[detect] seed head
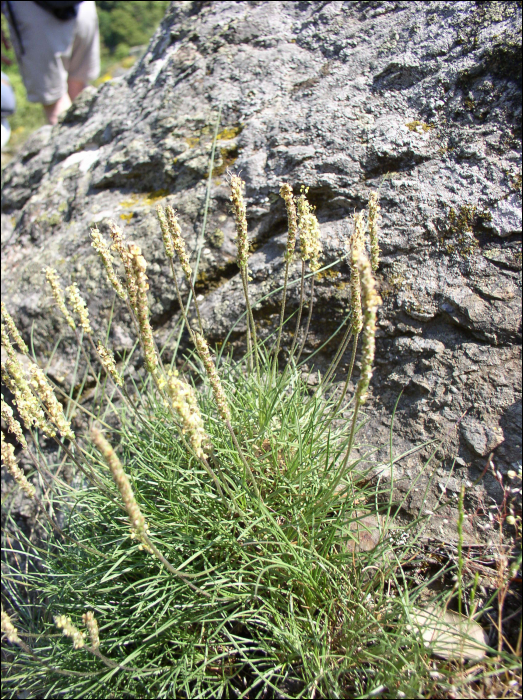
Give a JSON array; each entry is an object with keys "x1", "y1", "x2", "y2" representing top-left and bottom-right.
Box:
[
  {"x1": 368, "y1": 191, "x2": 381, "y2": 271},
  {"x1": 355, "y1": 251, "x2": 382, "y2": 404},
  {"x1": 1, "y1": 607, "x2": 21, "y2": 645},
  {"x1": 45, "y1": 268, "x2": 76, "y2": 330},
  {"x1": 280, "y1": 183, "x2": 298, "y2": 261},
  {"x1": 349, "y1": 212, "x2": 365, "y2": 335},
  {"x1": 54, "y1": 615, "x2": 85, "y2": 649},
  {"x1": 66, "y1": 284, "x2": 92, "y2": 335},
  {"x1": 297, "y1": 191, "x2": 322, "y2": 272},
  {"x1": 194, "y1": 333, "x2": 231, "y2": 423},
  {"x1": 29, "y1": 365, "x2": 74, "y2": 440},
  {"x1": 157, "y1": 206, "x2": 174, "y2": 258},
  {"x1": 164, "y1": 206, "x2": 192, "y2": 279},
  {"x1": 128, "y1": 244, "x2": 158, "y2": 374},
  {"x1": 229, "y1": 175, "x2": 249, "y2": 269},
  {"x1": 108, "y1": 221, "x2": 138, "y2": 309},
  {"x1": 1, "y1": 395, "x2": 27, "y2": 448},
  {"x1": 90, "y1": 227, "x2": 127, "y2": 300},
  {"x1": 1, "y1": 433, "x2": 35, "y2": 498},
  {"x1": 1, "y1": 303, "x2": 28, "y2": 354},
  {"x1": 97, "y1": 344, "x2": 123, "y2": 386},
  {"x1": 166, "y1": 371, "x2": 208, "y2": 459},
  {"x1": 91, "y1": 428, "x2": 148, "y2": 541},
  {"x1": 2, "y1": 357, "x2": 55, "y2": 437},
  {"x1": 82, "y1": 611, "x2": 100, "y2": 649}
]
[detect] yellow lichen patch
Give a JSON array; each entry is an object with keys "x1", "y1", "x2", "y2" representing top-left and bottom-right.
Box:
[
  {"x1": 120, "y1": 212, "x2": 134, "y2": 222},
  {"x1": 120, "y1": 194, "x2": 141, "y2": 208},
  {"x1": 405, "y1": 120, "x2": 435, "y2": 133},
  {"x1": 143, "y1": 189, "x2": 169, "y2": 206},
  {"x1": 216, "y1": 125, "x2": 243, "y2": 141},
  {"x1": 120, "y1": 190, "x2": 169, "y2": 210},
  {"x1": 185, "y1": 135, "x2": 201, "y2": 148}
]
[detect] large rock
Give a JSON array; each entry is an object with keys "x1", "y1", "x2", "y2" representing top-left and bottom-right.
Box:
[{"x1": 2, "y1": 1, "x2": 521, "y2": 519}]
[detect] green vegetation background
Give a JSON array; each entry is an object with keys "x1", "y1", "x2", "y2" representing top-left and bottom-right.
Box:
[{"x1": 1, "y1": 1, "x2": 169, "y2": 157}]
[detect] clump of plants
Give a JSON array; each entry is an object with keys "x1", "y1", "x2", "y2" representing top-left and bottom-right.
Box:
[{"x1": 1, "y1": 176, "x2": 520, "y2": 699}]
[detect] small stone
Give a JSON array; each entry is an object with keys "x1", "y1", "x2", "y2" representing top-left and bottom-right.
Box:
[
  {"x1": 461, "y1": 417, "x2": 504, "y2": 457},
  {"x1": 490, "y1": 194, "x2": 522, "y2": 238}
]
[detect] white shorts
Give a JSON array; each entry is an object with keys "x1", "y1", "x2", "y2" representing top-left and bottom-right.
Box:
[{"x1": 6, "y1": 1, "x2": 100, "y2": 104}]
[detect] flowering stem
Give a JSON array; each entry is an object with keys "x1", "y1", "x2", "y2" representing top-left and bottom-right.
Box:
[
  {"x1": 296, "y1": 275, "x2": 315, "y2": 364},
  {"x1": 169, "y1": 259, "x2": 197, "y2": 344},
  {"x1": 288, "y1": 260, "x2": 306, "y2": 363},
  {"x1": 322, "y1": 319, "x2": 352, "y2": 388},
  {"x1": 273, "y1": 260, "x2": 290, "y2": 380},
  {"x1": 187, "y1": 278, "x2": 206, "y2": 339},
  {"x1": 241, "y1": 268, "x2": 260, "y2": 378},
  {"x1": 334, "y1": 332, "x2": 359, "y2": 412},
  {"x1": 140, "y1": 532, "x2": 213, "y2": 598}
]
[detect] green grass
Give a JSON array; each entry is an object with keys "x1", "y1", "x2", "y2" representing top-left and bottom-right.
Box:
[
  {"x1": 1, "y1": 328, "x2": 520, "y2": 698},
  {"x1": 1, "y1": 117, "x2": 521, "y2": 697}
]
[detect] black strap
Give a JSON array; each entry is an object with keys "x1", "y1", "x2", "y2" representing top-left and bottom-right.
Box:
[{"x1": 33, "y1": 1, "x2": 82, "y2": 21}]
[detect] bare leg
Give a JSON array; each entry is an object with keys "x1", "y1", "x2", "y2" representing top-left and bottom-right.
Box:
[
  {"x1": 42, "y1": 79, "x2": 86, "y2": 125},
  {"x1": 42, "y1": 93, "x2": 72, "y2": 125},
  {"x1": 68, "y1": 77, "x2": 85, "y2": 101}
]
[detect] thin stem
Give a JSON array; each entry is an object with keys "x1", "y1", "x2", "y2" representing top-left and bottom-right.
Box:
[
  {"x1": 167, "y1": 259, "x2": 244, "y2": 513},
  {"x1": 172, "y1": 103, "x2": 222, "y2": 362},
  {"x1": 273, "y1": 259, "x2": 290, "y2": 378},
  {"x1": 241, "y1": 268, "x2": 260, "y2": 379},
  {"x1": 333, "y1": 333, "x2": 359, "y2": 413},
  {"x1": 225, "y1": 419, "x2": 261, "y2": 501},
  {"x1": 320, "y1": 396, "x2": 361, "y2": 505},
  {"x1": 20, "y1": 444, "x2": 109, "y2": 559},
  {"x1": 322, "y1": 333, "x2": 359, "y2": 436},
  {"x1": 7, "y1": 637, "x2": 99, "y2": 677},
  {"x1": 85, "y1": 334, "x2": 145, "y2": 427},
  {"x1": 187, "y1": 278, "x2": 206, "y2": 339},
  {"x1": 288, "y1": 260, "x2": 306, "y2": 362},
  {"x1": 296, "y1": 275, "x2": 315, "y2": 364},
  {"x1": 322, "y1": 319, "x2": 352, "y2": 387},
  {"x1": 169, "y1": 259, "x2": 197, "y2": 344},
  {"x1": 140, "y1": 533, "x2": 212, "y2": 598}
]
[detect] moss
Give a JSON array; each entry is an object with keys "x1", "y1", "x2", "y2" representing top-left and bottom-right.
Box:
[
  {"x1": 387, "y1": 271, "x2": 406, "y2": 290},
  {"x1": 208, "y1": 228, "x2": 224, "y2": 248},
  {"x1": 315, "y1": 268, "x2": 340, "y2": 282},
  {"x1": 457, "y1": 2, "x2": 521, "y2": 54},
  {"x1": 212, "y1": 145, "x2": 239, "y2": 177},
  {"x1": 508, "y1": 168, "x2": 522, "y2": 193},
  {"x1": 438, "y1": 205, "x2": 493, "y2": 258},
  {"x1": 405, "y1": 120, "x2": 435, "y2": 133},
  {"x1": 37, "y1": 211, "x2": 62, "y2": 227}
]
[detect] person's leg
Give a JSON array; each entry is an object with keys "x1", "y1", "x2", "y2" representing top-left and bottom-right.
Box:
[
  {"x1": 64, "y1": 2, "x2": 100, "y2": 92},
  {"x1": 5, "y1": 1, "x2": 74, "y2": 121},
  {"x1": 43, "y1": 93, "x2": 72, "y2": 125},
  {"x1": 67, "y1": 77, "x2": 85, "y2": 101}
]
